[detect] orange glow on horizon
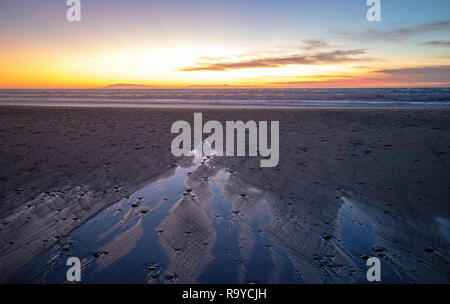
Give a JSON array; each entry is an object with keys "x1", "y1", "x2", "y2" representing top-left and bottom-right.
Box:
[{"x1": 1, "y1": 43, "x2": 449, "y2": 89}]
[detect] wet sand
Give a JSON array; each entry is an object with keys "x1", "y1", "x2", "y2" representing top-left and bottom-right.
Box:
[{"x1": 0, "y1": 106, "x2": 449, "y2": 283}]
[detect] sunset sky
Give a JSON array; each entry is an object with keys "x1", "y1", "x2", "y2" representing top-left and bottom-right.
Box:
[{"x1": 0, "y1": 0, "x2": 449, "y2": 88}]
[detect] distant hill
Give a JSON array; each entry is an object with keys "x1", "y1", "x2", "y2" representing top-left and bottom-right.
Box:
[
  {"x1": 103, "y1": 83, "x2": 157, "y2": 89},
  {"x1": 187, "y1": 84, "x2": 234, "y2": 89},
  {"x1": 104, "y1": 83, "x2": 239, "y2": 89}
]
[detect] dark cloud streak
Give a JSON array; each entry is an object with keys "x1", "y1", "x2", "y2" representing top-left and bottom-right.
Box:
[
  {"x1": 180, "y1": 49, "x2": 368, "y2": 71},
  {"x1": 420, "y1": 40, "x2": 450, "y2": 47},
  {"x1": 374, "y1": 65, "x2": 450, "y2": 83},
  {"x1": 338, "y1": 20, "x2": 450, "y2": 41},
  {"x1": 375, "y1": 65, "x2": 450, "y2": 75},
  {"x1": 301, "y1": 40, "x2": 333, "y2": 50}
]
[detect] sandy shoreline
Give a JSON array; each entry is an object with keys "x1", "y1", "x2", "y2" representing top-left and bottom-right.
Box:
[{"x1": 0, "y1": 105, "x2": 449, "y2": 283}]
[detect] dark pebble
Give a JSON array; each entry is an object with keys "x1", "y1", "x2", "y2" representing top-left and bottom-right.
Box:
[{"x1": 424, "y1": 247, "x2": 434, "y2": 253}]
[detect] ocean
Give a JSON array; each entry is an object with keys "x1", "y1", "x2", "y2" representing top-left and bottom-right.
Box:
[{"x1": 1, "y1": 88, "x2": 450, "y2": 108}]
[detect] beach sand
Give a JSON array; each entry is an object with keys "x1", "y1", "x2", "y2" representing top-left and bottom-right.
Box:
[{"x1": 0, "y1": 106, "x2": 449, "y2": 283}]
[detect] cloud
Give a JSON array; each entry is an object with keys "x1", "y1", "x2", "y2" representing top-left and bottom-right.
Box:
[
  {"x1": 301, "y1": 40, "x2": 333, "y2": 50},
  {"x1": 375, "y1": 65, "x2": 450, "y2": 75},
  {"x1": 420, "y1": 40, "x2": 450, "y2": 47},
  {"x1": 374, "y1": 65, "x2": 450, "y2": 83},
  {"x1": 265, "y1": 66, "x2": 450, "y2": 87},
  {"x1": 338, "y1": 20, "x2": 450, "y2": 41},
  {"x1": 180, "y1": 49, "x2": 369, "y2": 71}
]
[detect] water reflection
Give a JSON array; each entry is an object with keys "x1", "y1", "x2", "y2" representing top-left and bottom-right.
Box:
[{"x1": 12, "y1": 153, "x2": 449, "y2": 283}]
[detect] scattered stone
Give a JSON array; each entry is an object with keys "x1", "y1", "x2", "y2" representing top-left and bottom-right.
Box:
[
  {"x1": 147, "y1": 263, "x2": 158, "y2": 271},
  {"x1": 424, "y1": 247, "x2": 434, "y2": 253}
]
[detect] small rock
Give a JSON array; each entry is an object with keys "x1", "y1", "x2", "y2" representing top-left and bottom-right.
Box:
[
  {"x1": 323, "y1": 234, "x2": 332, "y2": 241},
  {"x1": 374, "y1": 247, "x2": 384, "y2": 253},
  {"x1": 147, "y1": 263, "x2": 158, "y2": 271},
  {"x1": 424, "y1": 247, "x2": 434, "y2": 253}
]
